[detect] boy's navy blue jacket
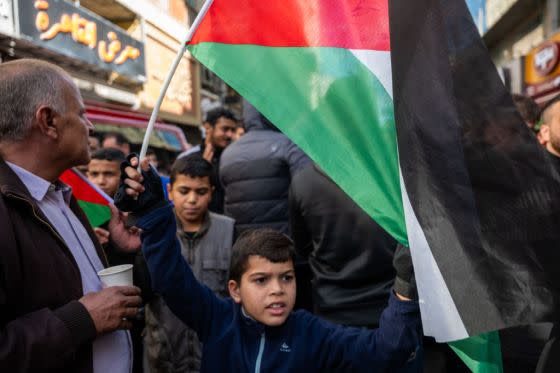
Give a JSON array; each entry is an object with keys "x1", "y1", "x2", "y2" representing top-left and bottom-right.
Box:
[{"x1": 137, "y1": 205, "x2": 422, "y2": 373}]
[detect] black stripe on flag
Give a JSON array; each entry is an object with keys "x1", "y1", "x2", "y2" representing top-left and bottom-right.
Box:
[{"x1": 390, "y1": 0, "x2": 560, "y2": 335}]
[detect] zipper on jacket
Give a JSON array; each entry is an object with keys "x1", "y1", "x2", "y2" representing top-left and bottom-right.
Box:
[
  {"x1": 6, "y1": 193, "x2": 65, "y2": 244},
  {"x1": 255, "y1": 332, "x2": 266, "y2": 373}
]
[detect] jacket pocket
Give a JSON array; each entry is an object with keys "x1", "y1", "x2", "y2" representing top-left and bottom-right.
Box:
[{"x1": 201, "y1": 258, "x2": 229, "y2": 297}]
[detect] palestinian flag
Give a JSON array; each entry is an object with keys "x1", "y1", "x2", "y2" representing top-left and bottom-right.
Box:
[
  {"x1": 186, "y1": 0, "x2": 560, "y2": 370},
  {"x1": 60, "y1": 168, "x2": 112, "y2": 227}
]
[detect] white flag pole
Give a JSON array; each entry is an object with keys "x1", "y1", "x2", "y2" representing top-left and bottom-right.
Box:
[{"x1": 138, "y1": 0, "x2": 214, "y2": 164}]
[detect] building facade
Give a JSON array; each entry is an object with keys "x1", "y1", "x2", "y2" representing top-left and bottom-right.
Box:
[{"x1": 468, "y1": 0, "x2": 560, "y2": 103}]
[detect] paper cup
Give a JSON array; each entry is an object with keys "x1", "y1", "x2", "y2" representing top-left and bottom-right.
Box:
[{"x1": 98, "y1": 264, "x2": 133, "y2": 287}]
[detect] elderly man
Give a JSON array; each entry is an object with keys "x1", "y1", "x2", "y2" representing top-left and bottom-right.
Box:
[
  {"x1": 0, "y1": 59, "x2": 141, "y2": 372},
  {"x1": 534, "y1": 95, "x2": 560, "y2": 373}
]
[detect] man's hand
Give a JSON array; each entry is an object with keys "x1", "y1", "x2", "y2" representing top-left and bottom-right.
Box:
[
  {"x1": 202, "y1": 141, "x2": 215, "y2": 162},
  {"x1": 94, "y1": 227, "x2": 110, "y2": 246},
  {"x1": 79, "y1": 286, "x2": 142, "y2": 335},
  {"x1": 107, "y1": 204, "x2": 141, "y2": 252}
]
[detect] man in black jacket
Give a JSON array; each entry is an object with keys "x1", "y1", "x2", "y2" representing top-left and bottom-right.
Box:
[
  {"x1": 534, "y1": 95, "x2": 560, "y2": 373},
  {"x1": 289, "y1": 163, "x2": 397, "y2": 327},
  {"x1": 0, "y1": 59, "x2": 141, "y2": 373}
]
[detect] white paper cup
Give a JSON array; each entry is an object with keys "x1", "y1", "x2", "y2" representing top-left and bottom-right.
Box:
[{"x1": 98, "y1": 264, "x2": 133, "y2": 287}]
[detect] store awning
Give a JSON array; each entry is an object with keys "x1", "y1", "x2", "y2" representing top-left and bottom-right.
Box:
[{"x1": 86, "y1": 103, "x2": 190, "y2": 152}]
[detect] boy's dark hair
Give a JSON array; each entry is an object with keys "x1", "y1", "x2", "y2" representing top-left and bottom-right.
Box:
[
  {"x1": 170, "y1": 154, "x2": 213, "y2": 185},
  {"x1": 103, "y1": 132, "x2": 129, "y2": 146},
  {"x1": 91, "y1": 148, "x2": 126, "y2": 162},
  {"x1": 205, "y1": 107, "x2": 237, "y2": 127},
  {"x1": 229, "y1": 229, "x2": 295, "y2": 283}
]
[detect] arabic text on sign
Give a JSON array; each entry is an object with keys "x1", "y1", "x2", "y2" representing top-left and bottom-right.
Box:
[{"x1": 33, "y1": 1, "x2": 141, "y2": 65}]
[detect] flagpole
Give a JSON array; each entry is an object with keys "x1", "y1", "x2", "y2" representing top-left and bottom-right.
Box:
[{"x1": 138, "y1": 0, "x2": 214, "y2": 164}]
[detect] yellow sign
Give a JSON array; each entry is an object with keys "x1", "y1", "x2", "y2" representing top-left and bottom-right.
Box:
[
  {"x1": 525, "y1": 32, "x2": 560, "y2": 97},
  {"x1": 33, "y1": 0, "x2": 140, "y2": 65}
]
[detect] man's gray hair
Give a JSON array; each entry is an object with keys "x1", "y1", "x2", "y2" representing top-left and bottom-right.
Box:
[{"x1": 0, "y1": 59, "x2": 69, "y2": 142}]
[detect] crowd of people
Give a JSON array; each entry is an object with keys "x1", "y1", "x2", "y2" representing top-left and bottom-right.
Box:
[{"x1": 0, "y1": 58, "x2": 558, "y2": 373}]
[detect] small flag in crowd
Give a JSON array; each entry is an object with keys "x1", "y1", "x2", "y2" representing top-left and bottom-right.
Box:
[
  {"x1": 60, "y1": 168, "x2": 112, "y2": 227},
  {"x1": 185, "y1": 0, "x2": 560, "y2": 372}
]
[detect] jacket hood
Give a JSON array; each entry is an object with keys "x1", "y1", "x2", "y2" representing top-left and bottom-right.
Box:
[{"x1": 243, "y1": 100, "x2": 280, "y2": 132}]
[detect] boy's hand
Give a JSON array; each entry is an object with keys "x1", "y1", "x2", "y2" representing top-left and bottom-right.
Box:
[
  {"x1": 393, "y1": 244, "x2": 417, "y2": 301},
  {"x1": 113, "y1": 154, "x2": 168, "y2": 223}
]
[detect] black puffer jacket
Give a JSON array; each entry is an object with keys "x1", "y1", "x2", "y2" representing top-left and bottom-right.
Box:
[
  {"x1": 290, "y1": 164, "x2": 397, "y2": 327},
  {"x1": 220, "y1": 103, "x2": 310, "y2": 236}
]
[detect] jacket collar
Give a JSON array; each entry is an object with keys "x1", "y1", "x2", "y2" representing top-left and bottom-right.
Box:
[
  {"x1": 5, "y1": 161, "x2": 72, "y2": 204},
  {"x1": 239, "y1": 303, "x2": 293, "y2": 337},
  {"x1": 176, "y1": 210, "x2": 211, "y2": 238},
  {"x1": 0, "y1": 157, "x2": 109, "y2": 268},
  {"x1": 0, "y1": 158, "x2": 38, "y2": 201}
]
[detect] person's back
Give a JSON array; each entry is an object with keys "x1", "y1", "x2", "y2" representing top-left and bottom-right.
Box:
[
  {"x1": 144, "y1": 155, "x2": 235, "y2": 373},
  {"x1": 290, "y1": 164, "x2": 397, "y2": 326},
  {"x1": 220, "y1": 102, "x2": 310, "y2": 236}
]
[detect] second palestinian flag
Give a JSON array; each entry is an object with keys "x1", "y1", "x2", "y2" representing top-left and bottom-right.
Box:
[{"x1": 60, "y1": 168, "x2": 112, "y2": 227}]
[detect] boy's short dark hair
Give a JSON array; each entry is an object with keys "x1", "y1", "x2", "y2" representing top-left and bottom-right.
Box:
[
  {"x1": 91, "y1": 148, "x2": 126, "y2": 162},
  {"x1": 170, "y1": 154, "x2": 213, "y2": 185},
  {"x1": 229, "y1": 229, "x2": 295, "y2": 283},
  {"x1": 205, "y1": 107, "x2": 237, "y2": 127},
  {"x1": 103, "y1": 132, "x2": 129, "y2": 146}
]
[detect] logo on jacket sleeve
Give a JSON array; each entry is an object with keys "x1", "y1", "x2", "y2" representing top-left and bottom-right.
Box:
[{"x1": 280, "y1": 342, "x2": 291, "y2": 353}]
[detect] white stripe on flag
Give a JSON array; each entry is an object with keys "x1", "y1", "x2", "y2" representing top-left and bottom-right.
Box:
[
  {"x1": 350, "y1": 50, "x2": 393, "y2": 98},
  {"x1": 353, "y1": 50, "x2": 469, "y2": 342},
  {"x1": 400, "y1": 173, "x2": 468, "y2": 342}
]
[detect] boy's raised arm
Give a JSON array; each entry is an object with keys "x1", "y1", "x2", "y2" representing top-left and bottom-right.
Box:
[
  {"x1": 312, "y1": 245, "x2": 422, "y2": 372},
  {"x1": 114, "y1": 155, "x2": 230, "y2": 341}
]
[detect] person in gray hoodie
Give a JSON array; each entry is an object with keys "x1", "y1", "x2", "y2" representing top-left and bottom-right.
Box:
[{"x1": 220, "y1": 101, "x2": 310, "y2": 237}]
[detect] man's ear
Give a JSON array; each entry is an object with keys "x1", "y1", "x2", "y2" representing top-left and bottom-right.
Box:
[
  {"x1": 36, "y1": 106, "x2": 58, "y2": 139},
  {"x1": 540, "y1": 124, "x2": 551, "y2": 143},
  {"x1": 166, "y1": 183, "x2": 173, "y2": 202},
  {"x1": 228, "y1": 279, "x2": 241, "y2": 304}
]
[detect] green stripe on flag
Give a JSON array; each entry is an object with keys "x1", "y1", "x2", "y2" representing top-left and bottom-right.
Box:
[
  {"x1": 449, "y1": 332, "x2": 503, "y2": 373},
  {"x1": 78, "y1": 200, "x2": 111, "y2": 228},
  {"x1": 189, "y1": 42, "x2": 407, "y2": 245}
]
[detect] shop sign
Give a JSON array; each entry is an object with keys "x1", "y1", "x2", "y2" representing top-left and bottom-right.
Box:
[
  {"x1": 534, "y1": 42, "x2": 559, "y2": 77},
  {"x1": 525, "y1": 33, "x2": 560, "y2": 97},
  {"x1": 486, "y1": 0, "x2": 517, "y2": 30},
  {"x1": 0, "y1": 0, "x2": 14, "y2": 35},
  {"x1": 17, "y1": 0, "x2": 145, "y2": 82}
]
